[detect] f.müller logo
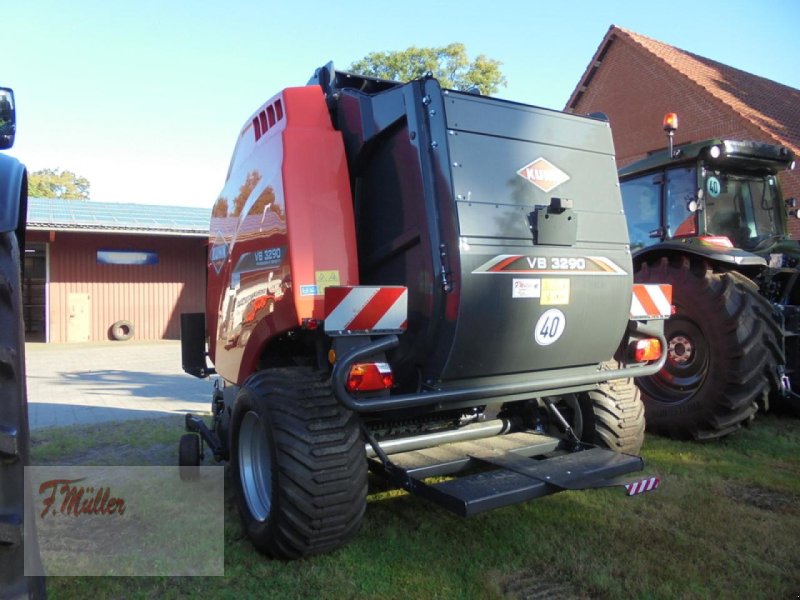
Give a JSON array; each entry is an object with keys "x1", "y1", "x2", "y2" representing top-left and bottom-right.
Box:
[{"x1": 38, "y1": 478, "x2": 127, "y2": 518}]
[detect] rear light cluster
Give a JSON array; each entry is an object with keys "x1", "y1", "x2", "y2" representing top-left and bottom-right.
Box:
[
  {"x1": 631, "y1": 338, "x2": 663, "y2": 363},
  {"x1": 346, "y1": 362, "x2": 393, "y2": 392}
]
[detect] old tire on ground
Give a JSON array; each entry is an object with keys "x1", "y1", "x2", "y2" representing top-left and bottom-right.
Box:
[
  {"x1": 178, "y1": 433, "x2": 201, "y2": 481},
  {"x1": 634, "y1": 255, "x2": 781, "y2": 440},
  {"x1": 229, "y1": 367, "x2": 367, "y2": 559},
  {"x1": 110, "y1": 320, "x2": 134, "y2": 341},
  {"x1": 0, "y1": 231, "x2": 46, "y2": 598},
  {"x1": 576, "y1": 360, "x2": 646, "y2": 455}
]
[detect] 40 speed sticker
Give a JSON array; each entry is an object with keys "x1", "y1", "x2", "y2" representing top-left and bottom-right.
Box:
[{"x1": 534, "y1": 309, "x2": 566, "y2": 346}]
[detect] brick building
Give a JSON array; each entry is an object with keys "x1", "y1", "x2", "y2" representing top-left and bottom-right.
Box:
[
  {"x1": 566, "y1": 25, "x2": 800, "y2": 237},
  {"x1": 25, "y1": 198, "x2": 210, "y2": 343}
]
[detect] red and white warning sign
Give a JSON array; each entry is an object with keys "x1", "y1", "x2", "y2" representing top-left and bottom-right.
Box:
[
  {"x1": 624, "y1": 476, "x2": 661, "y2": 496},
  {"x1": 629, "y1": 284, "x2": 673, "y2": 320},
  {"x1": 324, "y1": 286, "x2": 408, "y2": 335}
]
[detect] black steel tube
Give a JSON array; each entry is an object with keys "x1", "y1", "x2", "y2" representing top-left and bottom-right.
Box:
[{"x1": 331, "y1": 327, "x2": 668, "y2": 413}]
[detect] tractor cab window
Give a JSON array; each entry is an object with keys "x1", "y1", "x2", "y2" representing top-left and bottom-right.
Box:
[
  {"x1": 665, "y1": 167, "x2": 698, "y2": 238},
  {"x1": 703, "y1": 171, "x2": 782, "y2": 250},
  {"x1": 621, "y1": 175, "x2": 661, "y2": 250}
]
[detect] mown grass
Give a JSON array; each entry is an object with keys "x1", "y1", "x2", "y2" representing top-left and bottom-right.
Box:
[{"x1": 31, "y1": 414, "x2": 800, "y2": 599}]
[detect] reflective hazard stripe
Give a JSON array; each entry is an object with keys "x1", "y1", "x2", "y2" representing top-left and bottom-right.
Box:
[
  {"x1": 624, "y1": 476, "x2": 661, "y2": 496},
  {"x1": 630, "y1": 284, "x2": 673, "y2": 319},
  {"x1": 324, "y1": 286, "x2": 407, "y2": 335}
]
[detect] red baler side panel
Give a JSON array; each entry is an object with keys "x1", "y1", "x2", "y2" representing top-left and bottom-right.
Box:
[
  {"x1": 282, "y1": 87, "x2": 359, "y2": 323},
  {"x1": 206, "y1": 85, "x2": 357, "y2": 385}
]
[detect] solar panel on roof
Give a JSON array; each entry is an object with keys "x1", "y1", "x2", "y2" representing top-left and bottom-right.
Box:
[{"x1": 26, "y1": 197, "x2": 211, "y2": 234}]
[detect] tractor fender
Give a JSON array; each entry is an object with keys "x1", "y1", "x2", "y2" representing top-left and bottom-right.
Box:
[
  {"x1": 632, "y1": 239, "x2": 767, "y2": 271},
  {"x1": 0, "y1": 154, "x2": 27, "y2": 234}
]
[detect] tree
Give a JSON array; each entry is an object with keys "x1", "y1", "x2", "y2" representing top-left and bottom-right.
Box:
[
  {"x1": 212, "y1": 196, "x2": 229, "y2": 218},
  {"x1": 231, "y1": 171, "x2": 262, "y2": 217},
  {"x1": 29, "y1": 168, "x2": 91, "y2": 200},
  {"x1": 348, "y1": 43, "x2": 507, "y2": 95}
]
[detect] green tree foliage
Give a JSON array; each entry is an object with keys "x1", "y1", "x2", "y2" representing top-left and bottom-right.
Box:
[
  {"x1": 348, "y1": 43, "x2": 507, "y2": 95},
  {"x1": 29, "y1": 168, "x2": 91, "y2": 200}
]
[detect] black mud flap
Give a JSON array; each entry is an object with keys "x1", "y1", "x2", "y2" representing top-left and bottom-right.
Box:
[
  {"x1": 371, "y1": 442, "x2": 648, "y2": 517},
  {"x1": 181, "y1": 313, "x2": 214, "y2": 378}
]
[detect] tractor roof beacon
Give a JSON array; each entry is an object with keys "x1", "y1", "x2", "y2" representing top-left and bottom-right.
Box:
[
  {"x1": 620, "y1": 112, "x2": 799, "y2": 440},
  {"x1": 0, "y1": 86, "x2": 46, "y2": 599},
  {"x1": 179, "y1": 64, "x2": 670, "y2": 559}
]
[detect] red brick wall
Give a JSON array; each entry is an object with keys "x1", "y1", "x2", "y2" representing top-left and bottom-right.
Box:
[{"x1": 569, "y1": 36, "x2": 800, "y2": 238}]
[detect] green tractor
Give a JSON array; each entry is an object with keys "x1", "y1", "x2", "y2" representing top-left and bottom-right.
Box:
[
  {"x1": 620, "y1": 113, "x2": 798, "y2": 439},
  {"x1": 0, "y1": 86, "x2": 46, "y2": 597}
]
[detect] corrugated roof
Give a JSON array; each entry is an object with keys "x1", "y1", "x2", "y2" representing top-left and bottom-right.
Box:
[
  {"x1": 27, "y1": 197, "x2": 211, "y2": 237},
  {"x1": 568, "y1": 25, "x2": 800, "y2": 157}
]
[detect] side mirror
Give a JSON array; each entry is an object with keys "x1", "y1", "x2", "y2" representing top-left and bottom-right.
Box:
[{"x1": 0, "y1": 87, "x2": 16, "y2": 150}]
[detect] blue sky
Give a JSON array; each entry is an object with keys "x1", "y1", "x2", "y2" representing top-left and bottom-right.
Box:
[{"x1": 4, "y1": 0, "x2": 800, "y2": 208}]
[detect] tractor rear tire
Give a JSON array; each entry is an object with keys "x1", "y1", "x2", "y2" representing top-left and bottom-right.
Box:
[
  {"x1": 229, "y1": 367, "x2": 367, "y2": 559},
  {"x1": 634, "y1": 256, "x2": 780, "y2": 440},
  {"x1": 0, "y1": 231, "x2": 46, "y2": 599},
  {"x1": 577, "y1": 361, "x2": 646, "y2": 455}
]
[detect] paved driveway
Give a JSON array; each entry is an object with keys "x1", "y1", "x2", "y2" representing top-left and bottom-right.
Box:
[{"x1": 25, "y1": 341, "x2": 214, "y2": 430}]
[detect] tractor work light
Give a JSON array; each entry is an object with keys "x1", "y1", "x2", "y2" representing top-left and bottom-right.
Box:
[
  {"x1": 709, "y1": 145, "x2": 722, "y2": 159},
  {"x1": 631, "y1": 338, "x2": 663, "y2": 363},
  {"x1": 346, "y1": 362, "x2": 394, "y2": 392},
  {"x1": 698, "y1": 235, "x2": 734, "y2": 248}
]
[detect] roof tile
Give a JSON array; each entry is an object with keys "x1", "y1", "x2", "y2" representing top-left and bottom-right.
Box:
[{"x1": 613, "y1": 25, "x2": 800, "y2": 155}]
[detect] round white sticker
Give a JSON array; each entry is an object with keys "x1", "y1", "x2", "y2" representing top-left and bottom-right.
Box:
[
  {"x1": 534, "y1": 309, "x2": 566, "y2": 345},
  {"x1": 707, "y1": 176, "x2": 721, "y2": 198}
]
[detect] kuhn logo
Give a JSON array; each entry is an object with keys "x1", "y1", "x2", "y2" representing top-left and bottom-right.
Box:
[
  {"x1": 210, "y1": 231, "x2": 228, "y2": 274},
  {"x1": 517, "y1": 158, "x2": 570, "y2": 193}
]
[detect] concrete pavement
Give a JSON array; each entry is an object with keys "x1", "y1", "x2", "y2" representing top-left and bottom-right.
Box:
[{"x1": 25, "y1": 340, "x2": 214, "y2": 430}]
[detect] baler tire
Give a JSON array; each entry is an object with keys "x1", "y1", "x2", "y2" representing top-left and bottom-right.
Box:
[
  {"x1": 110, "y1": 320, "x2": 134, "y2": 341},
  {"x1": 178, "y1": 433, "x2": 201, "y2": 481},
  {"x1": 634, "y1": 256, "x2": 777, "y2": 440},
  {"x1": 229, "y1": 367, "x2": 367, "y2": 559},
  {"x1": 0, "y1": 230, "x2": 46, "y2": 598},
  {"x1": 578, "y1": 360, "x2": 646, "y2": 455}
]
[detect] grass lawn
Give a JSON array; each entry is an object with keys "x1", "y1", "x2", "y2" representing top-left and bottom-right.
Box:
[{"x1": 30, "y1": 414, "x2": 800, "y2": 599}]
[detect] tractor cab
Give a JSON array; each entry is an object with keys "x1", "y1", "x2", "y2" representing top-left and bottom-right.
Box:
[{"x1": 619, "y1": 114, "x2": 796, "y2": 257}]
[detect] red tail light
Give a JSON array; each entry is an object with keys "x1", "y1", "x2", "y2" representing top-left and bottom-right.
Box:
[
  {"x1": 346, "y1": 363, "x2": 393, "y2": 392},
  {"x1": 631, "y1": 338, "x2": 662, "y2": 362}
]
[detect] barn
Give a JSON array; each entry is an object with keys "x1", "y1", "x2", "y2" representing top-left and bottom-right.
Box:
[{"x1": 24, "y1": 197, "x2": 210, "y2": 343}]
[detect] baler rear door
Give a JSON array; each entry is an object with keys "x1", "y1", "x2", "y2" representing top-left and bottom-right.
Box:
[{"x1": 438, "y1": 93, "x2": 632, "y2": 382}]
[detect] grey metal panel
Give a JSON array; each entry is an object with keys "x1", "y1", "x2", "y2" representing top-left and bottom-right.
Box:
[
  {"x1": 443, "y1": 92, "x2": 615, "y2": 156},
  {"x1": 448, "y1": 130, "x2": 625, "y2": 243}
]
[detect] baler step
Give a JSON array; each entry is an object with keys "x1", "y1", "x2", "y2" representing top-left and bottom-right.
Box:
[
  {"x1": 410, "y1": 447, "x2": 643, "y2": 517},
  {"x1": 474, "y1": 447, "x2": 643, "y2": 490},
  {"x1": 380, "y1": 431, "x2": 560, "y2": 479}
]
